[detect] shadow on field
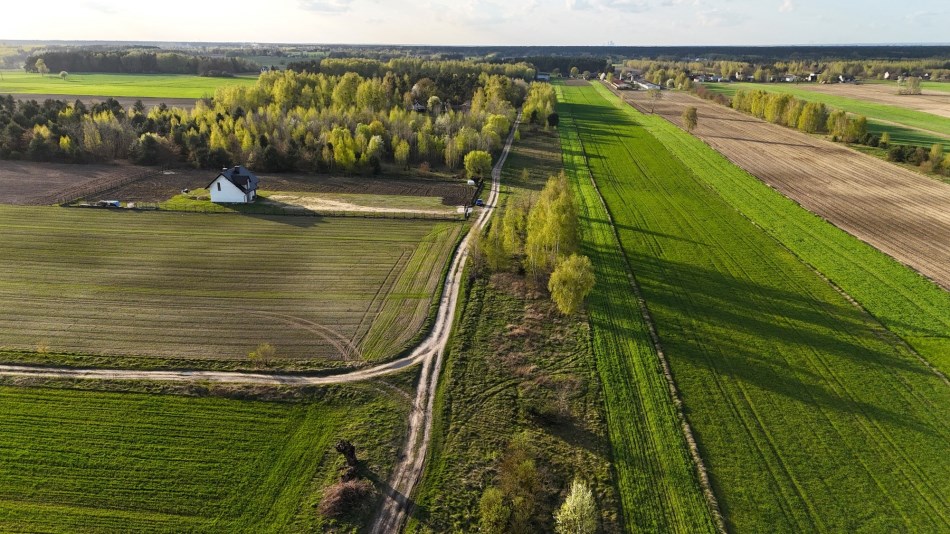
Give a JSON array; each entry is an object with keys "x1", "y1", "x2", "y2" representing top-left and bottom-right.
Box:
[{"x1": 599, "y1": 247, "x2": 943, "y2": 435}]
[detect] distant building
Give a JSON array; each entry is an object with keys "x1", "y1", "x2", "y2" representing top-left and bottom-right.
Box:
[
  {"x1": 636, "y1": 81, "x2": 662, "y2": 91},
  {"x1": 208, "y1": 165, "x2": 259, "y2": 203},
  {"x1": 536, "y1": 72, "x2": 551, "y2": 81}
]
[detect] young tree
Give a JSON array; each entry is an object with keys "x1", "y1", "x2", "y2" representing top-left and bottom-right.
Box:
[
  {"x1": 647, "y1": 88, "x2": 662, "y2": 113},
  {"x1": 248, "y1": 342, "x2": 276, "y2": 368},
  {"x1": 35, "y1": 58, "x2": 49, "y2": 76},
  {"x1": 554, "y1": 480, "x2": 598, "y2": 534},
  {"x1": 879, "y1": 131, "x2": 891, "y2": 148},
  {"x1": 570, "y1": 66, "x2": 579, "y2": 78},
  {"x1": 898, "y1": 76, "x2": 922, "y2": 95},
  {"x1": 930, "y1": 143, "x2": 944, "y2": 164},
  {"x1": 681, "y1": 106, "x2": 698, "y2": 133},
  {"x1": 479, "y1": 487, "x2": 510, "y2": 534},
  {"x1": 548, "y1": 254, "x2": 595, "y2": 315},
  {"x1": 464, "y1": 150, "x2": 492, "y2": 180},
  {"x1": 59, "y1": 71, "x2": 68, "y2": 80},
  {"x1": 394, "y1": 138, "x2": 411, "y2": 170}
]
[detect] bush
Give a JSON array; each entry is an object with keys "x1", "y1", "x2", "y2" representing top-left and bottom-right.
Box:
[
  {"x1": 886, "y1": 146, "x2": 905, "y2": 162},
  {"x1": 318, "y1": 479, "x2": 375, "y2": 518}
]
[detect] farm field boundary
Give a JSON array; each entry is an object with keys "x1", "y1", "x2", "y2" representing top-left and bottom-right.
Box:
[
  {"x1": 617, "y1": 85, "x2": 950, "y2": 292},
  {"x1": 566, "y1": 81, "x2": 950, "y2": 532},
  {"x1": 0, "y1": 206, "x2": 462, "y2": 369},
  {"x1": 0, "y1": 382, "x2": 408, "y2": 532}
]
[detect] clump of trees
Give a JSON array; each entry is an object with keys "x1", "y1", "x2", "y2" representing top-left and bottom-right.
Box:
[
  {"x1": 25, "y1": 50, "x2": 256, "y2": 76},
  {"x1": 522, "y1": 82, "x2": 557, "y2": 128},
  {"x1": 478, "y1": 439, "x2": 543, "y2": 533},
  {"x1": 473, "y1": 173, "x2": 595, "y2": 315}
]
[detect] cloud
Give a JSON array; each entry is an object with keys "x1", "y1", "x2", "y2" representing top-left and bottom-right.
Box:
[
  {"x1": 697, "y1": 8, "x2": 745, "y2": 27},
  {"x1": 298, "y1": 0, "x2": 355, "y2": 13},
  {"x1": 567, "y1": 0, "x2": 650, "y2": 12},
  {"x1": 779, "y1": 0, "x2": 794, "y2": 13},
  {"x1": 83, "y1": 1, "x2": 118, "y2": 14}
]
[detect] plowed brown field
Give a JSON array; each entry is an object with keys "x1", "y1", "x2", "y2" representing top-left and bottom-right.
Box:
[
  {"x1": 619, "y1": 87, "x2": 950, "y2": 290},
  {"x1": 797, "y1": 83, "x2": 950, "y2": 118}
]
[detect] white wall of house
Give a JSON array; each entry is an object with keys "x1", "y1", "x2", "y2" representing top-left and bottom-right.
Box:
[{"x1": 209, "y1": 176, "x2": 249, "y2": 203}]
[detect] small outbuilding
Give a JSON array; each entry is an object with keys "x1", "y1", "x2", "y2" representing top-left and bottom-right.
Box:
[{"x1": 208, "y1": 165, "x2": 259, "y2": 203}]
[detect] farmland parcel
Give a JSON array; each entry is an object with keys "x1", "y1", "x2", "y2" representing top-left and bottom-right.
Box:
[
  {"x1": 0, "y1": 383, "x2": 408, "y2": 532},
  {"x1": 558, "y1": 82, "x2": 950, "y2": 532},
  {"x1": 620, "y1": 87, "x2": 950, "y2": 292},
  {"x1": 0, "y1": 206, "x2": 462, "y2": 368}
]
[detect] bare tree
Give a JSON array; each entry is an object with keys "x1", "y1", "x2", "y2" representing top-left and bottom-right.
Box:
[{"x1": 648, "y1": 88, "x2": 662, "y2": 113}]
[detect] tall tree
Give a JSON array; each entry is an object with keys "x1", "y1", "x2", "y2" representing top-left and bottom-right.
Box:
[{"x1": 681, "y1": 106, "x2": 698, "y2": 133}]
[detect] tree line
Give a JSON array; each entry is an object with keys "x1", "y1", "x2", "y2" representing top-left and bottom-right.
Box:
[
  {"x1": 0, "y1": 69, "x2": 547, "y2": 175},
  {"x1": 24, "y1": 50, "x2": 258, "y2": 76}
]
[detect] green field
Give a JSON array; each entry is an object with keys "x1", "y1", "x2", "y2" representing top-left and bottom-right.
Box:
[
  {"x1": 558, "y1": 88, "x2": 719, "y2": 532},
  {"x1": 0, "y1": 206, "x2": 463, "y2": 368},
  {"x1": 0, "y1": 382, "x2": 408, "y2": 532},
  {"x1": 407, "y1": 129, "x2": 624, "y2": 532},
  {"x1": 704, "y1": 82, "x2": 950, "y2": 139},
  {"x1": 560, "y1": 82, "x2": 950, "y2": 532},
  {"x1": 0, "y1": 71, "x2": 257, "y2": 98}
]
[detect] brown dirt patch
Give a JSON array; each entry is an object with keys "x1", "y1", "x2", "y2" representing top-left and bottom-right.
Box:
[
  {"x1": 795, "y1": 83, "x2": 950, "y2": 119},
  {"x1": 0, "y1": 160, "x2": 141, "y2": 205},
  {"x1": 10, "y1": 94, "x2": 196, "y2": 110},
  {"x1": 619, "y1": 87, "x2": 950, "y2": 290},
  {"x1": 563, "y1": 79, "x2": 591, "y2": 86}
]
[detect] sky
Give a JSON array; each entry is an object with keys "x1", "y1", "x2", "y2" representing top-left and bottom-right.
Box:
[{"x1": 3, "y1": 0, "x2": 948, "y2": 46}]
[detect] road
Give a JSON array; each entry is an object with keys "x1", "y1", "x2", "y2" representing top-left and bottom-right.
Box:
[{"x1": 0, "y1": 111, "x2": 521, "y2": 534}]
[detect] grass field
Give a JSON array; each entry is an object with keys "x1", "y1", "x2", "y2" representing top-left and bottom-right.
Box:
[
  {"x1": 0, "y1": 206, "x2": 463, "y2": 368},
  {"x1": 0, "y1": 382, "x2": 408, "y2": 532},
  {"x1": 407, "y1": 129, "x2": 624, "y2": 532},
  {"x1": 561, "y1": 82, "x2": 950, "y2": 532},
  {"x1": 704, "y1": 82, "x2": 950, "y2": 139},
  {"x1": 557, "y1": 89, "x2": 719, "y2": 532},
  {"x1": 0, "y1": 71, "x2": 257, "y2": 98}
]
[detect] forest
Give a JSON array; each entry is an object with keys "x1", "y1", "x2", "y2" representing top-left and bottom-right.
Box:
[{"x1": 0, "y1": 68, "x2": 556, "y2": 175}]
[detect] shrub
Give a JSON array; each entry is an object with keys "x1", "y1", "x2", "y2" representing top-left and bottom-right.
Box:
[
  {"x1": 886, "y1": 146, "x2": 905, "y2": 162},
  {"x1": 318, "y1": 479, "x2": 375, "y2": 518}
]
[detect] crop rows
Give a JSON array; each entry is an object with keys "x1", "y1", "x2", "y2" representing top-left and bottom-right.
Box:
[
  {"x1": 555, "y1": 83, "x2": 717, "y2": 533},
  {"x1": 565, "y1": 82, "x2": 950, "y2": 532},
  {"x1": 0, "y1": 384, "x2": 407, "y2": 532},
  {"x1": 0, "y1": 206, "x2": 462, "y2": 366}
]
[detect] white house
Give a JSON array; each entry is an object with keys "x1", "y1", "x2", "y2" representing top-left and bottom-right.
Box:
[{"x1": 208, "y1": 165, "x2": 259, "y2": 203}]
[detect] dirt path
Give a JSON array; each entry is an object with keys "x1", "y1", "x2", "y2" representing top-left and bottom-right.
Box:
[
  {"x1": 616, "y1": 86, "x2": 950, "y2": 290},
  {"x1": 368, "y1": 112, "x2": 520, "y2": 534},
  {"x1": 0, "y1": 111, "x2": 521, "y2": 534}
]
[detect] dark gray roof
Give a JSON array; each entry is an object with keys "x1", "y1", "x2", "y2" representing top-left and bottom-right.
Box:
[{"x1": 207, "y1": 165, "x2": 259, "y2": 193}]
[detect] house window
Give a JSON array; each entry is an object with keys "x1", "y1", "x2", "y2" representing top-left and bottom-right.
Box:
[{"x1": 217, "y1": 182, "x2": 221, "y2": 191}]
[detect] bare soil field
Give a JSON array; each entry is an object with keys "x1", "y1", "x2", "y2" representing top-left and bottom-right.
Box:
[
  {"x1": 0, "y1": 160, "x2": 140, "y2": 205},
  {"x1": 97, "y1": 168, "x2": 472, "y2": 205},
  {"x1": 620, "y1": 87, "x2": 950, "y2": 290},
  {"x1": 9, "y1": 93, "x2": 197, "y2": 109},
  {"x1": 797, "y1": 83, "x2": 950, "y2": 118}
]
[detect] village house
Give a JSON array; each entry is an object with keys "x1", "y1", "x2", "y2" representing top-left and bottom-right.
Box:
[{"x1": 208, "y1": 165, "x2": 259, "y2": 203}]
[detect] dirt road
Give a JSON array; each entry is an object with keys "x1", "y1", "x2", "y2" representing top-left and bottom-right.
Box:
[
  {"x1": 618, "y1": 87, "x2": 950, "y2": 290},
  {"x1": 368, "y1": 112, "x2": 520, "y2": 534}
]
